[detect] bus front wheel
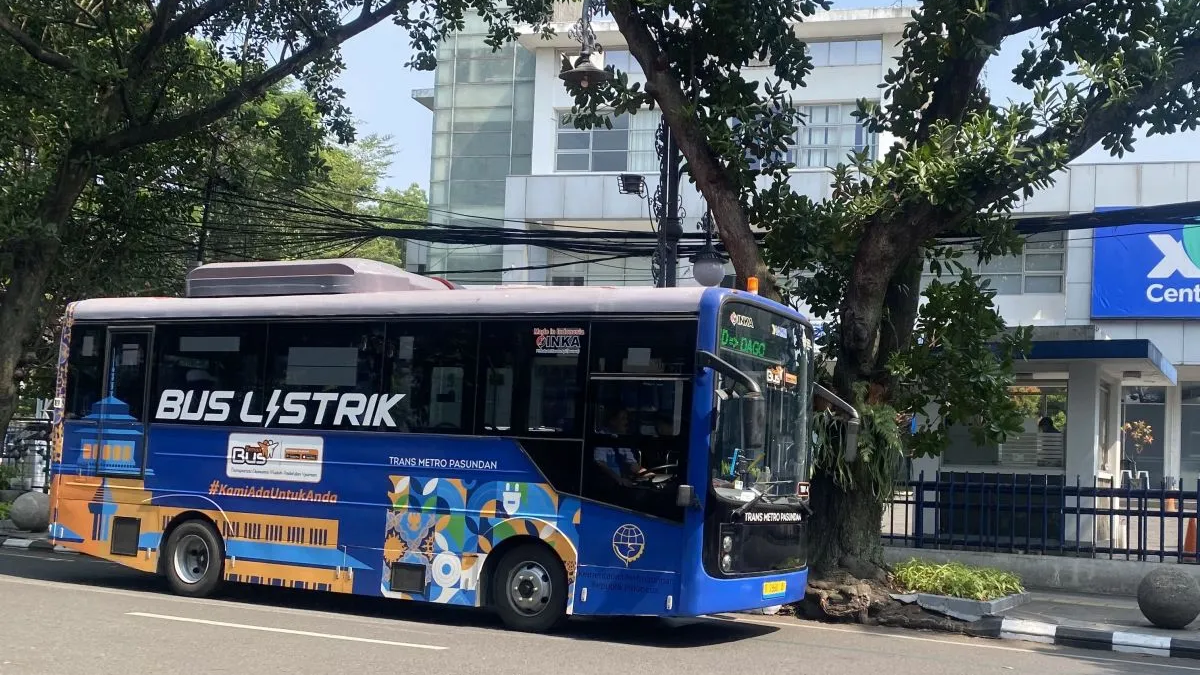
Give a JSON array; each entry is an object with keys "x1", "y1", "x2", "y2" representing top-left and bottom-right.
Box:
[
  {"x1": 490, "y1": 543, "x2": 569, "y2": 633},
  {"x1": 163, "y1": 519, "x2": 224, "y2": 598}
]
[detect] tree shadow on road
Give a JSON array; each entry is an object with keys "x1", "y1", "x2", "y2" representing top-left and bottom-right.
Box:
[{"x1": 1, "y1": 555, "x2": 775, "y2": 648}]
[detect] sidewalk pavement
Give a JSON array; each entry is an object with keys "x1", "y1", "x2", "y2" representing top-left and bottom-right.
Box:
[
  {"x1": 968, "y1": 590, "x2": 1200, "y2": 660},
  {"x1": 0, "y1": 520, "x2": 73, "y2": 553}
]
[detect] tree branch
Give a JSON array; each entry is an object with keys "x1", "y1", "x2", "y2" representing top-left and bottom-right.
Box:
[
  {"x1": 915, "y1": 1, "x2": 1013, "y2": 140},
  {"x1": 606, "y1": 0, "x2": 779, "y2": 298},
  {"x1": 159, "y1": 0, "x2": 240, "y2": 49},
  {"x1": 1006, "y1": 0, "x2": 1096, "y2": 35},
  {"x1": 85, "y1": 0, "x2": 403, "y2": 157},
  {"x1": 980, "y1": 35, "x2": 1200, "y2": 207},
  {"x1": 0, "y1": 14, "x2": 82, "y2": 75},
  {"x1": 129, "y1": 0, "x2": 182, "y2": 70}
]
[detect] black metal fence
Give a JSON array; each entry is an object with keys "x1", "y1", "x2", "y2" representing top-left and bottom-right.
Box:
[
  {"x1": 1, "y1": 419, "x2": 50, "y2": 494},
  {"x1": 882, "y1": 471, "x2": 1200, "y2": 563}
]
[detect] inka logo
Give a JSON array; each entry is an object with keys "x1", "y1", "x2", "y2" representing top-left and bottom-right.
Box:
[
  {"x1": 728, "y1": 311, "x2": 754, "y2": 328},
  {"x1": 156, "y1": 389, "x2": 406, "y2": 428},
  {"x1": 230, "y1": 439, "x2": 278, "y2": 466},
  {"x1": 1147, "y1": 225, "x2": 1200, "y2": 278}
]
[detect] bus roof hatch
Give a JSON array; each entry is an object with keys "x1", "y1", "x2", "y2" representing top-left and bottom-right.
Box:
[{"x1": 185, "y1": 258, "x2": 453, "y2": 297}]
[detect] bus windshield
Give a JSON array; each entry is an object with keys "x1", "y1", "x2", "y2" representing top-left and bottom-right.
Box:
[{"x1": 710, "y1": 302, "x2": 813, "y2": 504}]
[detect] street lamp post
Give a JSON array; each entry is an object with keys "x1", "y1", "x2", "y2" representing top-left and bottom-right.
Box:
[
  {"x1": 560, "y1": 0, "x2": 685, "y2": 288},
  {"x1": 690, "y1": 210, "x2": 727, "y2": 287}
]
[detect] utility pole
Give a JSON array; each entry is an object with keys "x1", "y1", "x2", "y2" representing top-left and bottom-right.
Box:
[
  {"x1": 656, "y1": 119, "x2": 683, "y2": 288},
  {"x1": 194, "y1": 141, "x2": 219, "y2": 269}
]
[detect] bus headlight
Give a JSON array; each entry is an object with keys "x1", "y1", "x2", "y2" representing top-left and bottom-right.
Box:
[
  {"x1": 722, "y1": 535, "x2": 733, "y2": 552},
  {"x1": 720, "y1": 554, "x2": 732, "y2": 572}
]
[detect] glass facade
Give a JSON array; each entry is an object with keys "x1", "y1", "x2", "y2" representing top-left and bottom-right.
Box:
[{"x1": 416, "y1": 15, "x2": 536, "y2": 286}]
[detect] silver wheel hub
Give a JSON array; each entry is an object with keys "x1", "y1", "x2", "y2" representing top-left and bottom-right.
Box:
[
  {"x1": 172, "y1": 534, "x2": 210, "y2": 584},
  {"x1": 507, "y1": 561, "x2": 552, "y2": 616}
]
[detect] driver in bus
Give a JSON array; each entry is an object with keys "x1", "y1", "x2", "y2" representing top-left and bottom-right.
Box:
[{"x1": 593, "y1": 406, "x2": 655, "y2": 485}]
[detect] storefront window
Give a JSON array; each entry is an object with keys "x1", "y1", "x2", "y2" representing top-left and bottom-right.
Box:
[
  {"x1": 1122, "y1": 386, "x2": 1165, "y2": 487},
  {"x1": 1180, "y1": 383, "x2": 1200, "y2": 490},
  {"x1": 942, "y1": 385, "x2": 1066, "y2": 469}
]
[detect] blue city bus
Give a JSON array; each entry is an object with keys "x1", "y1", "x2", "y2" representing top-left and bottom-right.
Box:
[{"x1": 46, "y1": 258, "x2": 857, "y2": 632}]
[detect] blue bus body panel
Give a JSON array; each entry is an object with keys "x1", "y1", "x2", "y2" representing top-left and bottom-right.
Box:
[{"x1": 55, "y1": 417, "x2": 686, "y2": 615}]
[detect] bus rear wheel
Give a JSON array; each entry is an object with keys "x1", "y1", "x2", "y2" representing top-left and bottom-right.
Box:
[
  {"x1": 490, "y1": 543, "x2": 568, "y2": 633},
  {"x1": 163, "y1": 520, "x2": 224, "y2": 598}
]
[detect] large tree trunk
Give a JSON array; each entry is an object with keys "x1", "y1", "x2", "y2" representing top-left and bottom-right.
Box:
[
  {"x1": 807, "y1": 468, "x2": 887, "y2": 578},
  {"x1": 0, "y1": 154, "x2": 94, "y2": 438}
]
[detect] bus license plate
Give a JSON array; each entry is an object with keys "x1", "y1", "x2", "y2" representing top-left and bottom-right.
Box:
[{"x1": 762, "y1": 580, "x2": 787, "y2": 599}]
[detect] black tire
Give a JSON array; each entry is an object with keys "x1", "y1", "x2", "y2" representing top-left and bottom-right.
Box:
[
  {"x1": 162, "y1": 520, "x2": 224, "y2": 598},
  {"x1": 490, "y1": 543, "x2": 569, "y2": 633}
]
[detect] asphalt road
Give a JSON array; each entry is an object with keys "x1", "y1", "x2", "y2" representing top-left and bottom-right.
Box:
[{"x1": 0, "y1": 549, "x2": 1194, "y2": 675}]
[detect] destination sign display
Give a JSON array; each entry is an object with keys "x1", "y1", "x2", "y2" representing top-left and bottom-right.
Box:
[{"x1": 717, "y1": 303, "x2": 798, "y2": 363}]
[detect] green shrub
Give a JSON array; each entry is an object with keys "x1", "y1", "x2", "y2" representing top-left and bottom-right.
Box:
[
  {"x1": 892, "y1": 558, "x2": 1025, "y2": 601},
  {"x1": 0, "y1": 464, "x2": 18, "y2": 490},
  {"x1": 0, "y1": 502, "x2": 9, "y2": 521}
]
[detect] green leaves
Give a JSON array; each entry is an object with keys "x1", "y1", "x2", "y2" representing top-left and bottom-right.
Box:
[{"x1": 887, "y1": 270, "x2": 1032, "y2": 459}]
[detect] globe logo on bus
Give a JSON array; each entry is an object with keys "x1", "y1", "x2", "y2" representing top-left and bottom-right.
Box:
[{"x1": 612, "y1": 524, "x2": 645, "y2": 567}]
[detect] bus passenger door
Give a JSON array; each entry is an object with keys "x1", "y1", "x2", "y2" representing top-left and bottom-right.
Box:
[{"x1": 91, "y1": 328, "x2": 153, "y2": 481}]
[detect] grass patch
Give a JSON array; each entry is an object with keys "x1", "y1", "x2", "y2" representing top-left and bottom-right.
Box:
[
  {"x1": 892, "y1": 558, "x2": 1025, "y2": 601},
  {"x1": 0, "y1": 502, "x2": 9, "y2": 521}
]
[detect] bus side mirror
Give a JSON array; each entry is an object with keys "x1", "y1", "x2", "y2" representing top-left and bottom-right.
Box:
[
  {"x1": 676, "y1": 484, "x2": 696, "y2": 508},
  {"x1": 742, "y1": 392, "x2": 766, "y2": 453}
]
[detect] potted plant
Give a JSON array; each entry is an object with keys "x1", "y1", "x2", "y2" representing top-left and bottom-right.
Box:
[{"x1": 1122, "y1": 420, "x2": 1166, "y2": 506}]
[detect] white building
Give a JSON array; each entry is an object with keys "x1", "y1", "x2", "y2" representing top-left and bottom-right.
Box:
[{"x1": 408, "y1": 4, "x2": 1200, "y2": 497}]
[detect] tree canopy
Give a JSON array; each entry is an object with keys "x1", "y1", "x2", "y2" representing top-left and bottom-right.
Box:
[
  {"x1": 550, "y1": 0, "x2": 1200, "y2": 610},
  {"x1": 0, "y1": 0, "x2": 544, "y2": 435}
]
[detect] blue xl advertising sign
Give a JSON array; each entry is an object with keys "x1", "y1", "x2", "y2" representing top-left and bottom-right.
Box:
[{"x1": 1092, "y1": 213, "x2": 1200, "y2": 319}]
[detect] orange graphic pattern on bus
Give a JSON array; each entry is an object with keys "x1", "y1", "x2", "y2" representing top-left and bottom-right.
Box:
[{"x1": 48, "y1": 474, "x2": 354, "y2": 594}]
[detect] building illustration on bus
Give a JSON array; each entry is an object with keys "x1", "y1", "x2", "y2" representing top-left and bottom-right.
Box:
[{"x1": 46, "y1": 258, "x2": 858, "y2": 632}]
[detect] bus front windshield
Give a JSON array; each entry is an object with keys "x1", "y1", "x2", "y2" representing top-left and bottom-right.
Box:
[{"x1": 710, "y1": 303, "x2": 813, "y2": 504}]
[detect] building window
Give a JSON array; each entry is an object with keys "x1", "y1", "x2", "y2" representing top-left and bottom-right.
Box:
[
  {"x1": 788, "y1": 104, "x2": 875, "y2": 168},
  {"x1": 921, "y1": 231, "x2": 1066, "y2": 295},
  {"x1": 808, "y1": 39, "x2": 883, "y2": 66},
  {"x1": 555, "y1": 109, "x2": 660, "y2": 172},
  {"x1": 749, "y1": 39, "x2": 884, "y2": 68},
  {"x1": 551, "y1": 276, "x2": 585, "y2": 286}
]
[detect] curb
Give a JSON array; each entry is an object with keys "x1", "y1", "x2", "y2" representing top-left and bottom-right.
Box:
[
  {"x1": 0, "y1": 535, "x2": 78, "y2": 554},
  {"x1": 967, "y1": 616, "x2": 1200, "y2": 660}
]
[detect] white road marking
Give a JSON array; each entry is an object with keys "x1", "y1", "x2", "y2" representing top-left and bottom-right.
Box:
[
  {"x1": 722, "y1": 615, "x2": 1200, "y2": 672},
  {"x1": 0, "y1": 574, "x2": 448, "y2": 636},
  {"x1": 0, "y1": 550, "x2": 113, "y2": 564},
  {"x1": 0, "y1": 552, "x2": 69, "y2": 563},
  {"x1": 127, "y1": 612, "x2": 447, "y2": 650}
]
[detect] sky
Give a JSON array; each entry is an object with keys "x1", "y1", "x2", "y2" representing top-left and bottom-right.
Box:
[{"x1": 330, "y1": 2, "x2": 1200, "y2": 194}]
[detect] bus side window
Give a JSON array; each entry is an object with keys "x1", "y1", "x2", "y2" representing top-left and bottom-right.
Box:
[
  {"x1": 151, "y1": 323, "x2": 268, "y2": 426},
  {"x1": 476, "y1": 321, "x2": 587, "y2": 495},
  {"x1": 65, "y1": 324, "x2": 106, "y2": 420},
  {"x1": 264, "y1": 321, "x2": 386, "y2": 432},
  {"x1": 581, "y1": 320, "x2": 696, "y2": 522},
  {"x1": 383, "y1": 321, "x2": 477, "y2": 433}
]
